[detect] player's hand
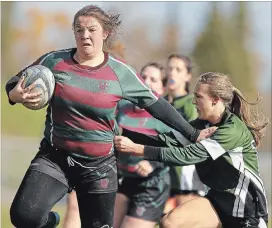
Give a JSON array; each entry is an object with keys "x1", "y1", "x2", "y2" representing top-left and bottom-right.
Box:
[
  {"x1": 114, "y1": 136, "x2": 136, "y2": 153},
  {"x1": 135, "y1": 160, "x2": 153, "y2": 177},
  {"x1": 196, "y1": 126, "x2": 218, "y2": 142},
  {"x1": 9, "y1": 76, "x2": 42, "y2": 104}
]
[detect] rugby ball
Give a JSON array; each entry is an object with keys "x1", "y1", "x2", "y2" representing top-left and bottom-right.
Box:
[{"x1": 22, "y1": 65, "x2": 55, "y2": 110}]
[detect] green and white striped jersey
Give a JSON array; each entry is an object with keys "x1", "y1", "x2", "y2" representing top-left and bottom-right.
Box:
[{"x1": 144, "y1": 110, "x2": 268, "y2": 218}]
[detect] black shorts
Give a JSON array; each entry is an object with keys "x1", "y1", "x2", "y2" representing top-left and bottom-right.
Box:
[
  {"x1": 118, "y1": 169, "x2": 170, "y2": 222},
  {"x1": 207, "y1": 195, "x2": 268, "y2": 228},
  {"x1": 29, "y1": 138, "x2": 118, "y2": 195}
]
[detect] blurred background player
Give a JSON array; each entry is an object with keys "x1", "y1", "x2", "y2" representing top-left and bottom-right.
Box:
[
  {"x1": 164, "y1": 54, "x2": 206, "y2": 212},
  {"x1": 113, "y1": 62, "x2": 171, "y2": 228}
]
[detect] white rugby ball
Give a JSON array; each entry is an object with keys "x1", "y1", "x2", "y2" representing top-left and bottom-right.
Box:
[{"x1": 22, "y1": 65, "x2": 55, "y2": 110}]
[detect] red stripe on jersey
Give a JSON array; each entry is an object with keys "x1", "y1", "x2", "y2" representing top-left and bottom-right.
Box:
[
  {"x1": 52, "y1": 107, "x2": 115, "y2": 131},
  {"x1": 117, "y1": 163, "x2": 137, "y2": 172},
  {"x1": 54, "y1": 83, "x2": 122, "y2": 109},
  {"x1": 122, "y1": 108, "x2": 153, "y2": 119},
  {"x1": 53, "y1": 137, "x2": 113, "y2": 157},
  {"x1": 53, "y1": 60, "x2": 118, "y2": 81},
  {"x1": 120, "y1": 125, "x2": 158, "y2": 136}
]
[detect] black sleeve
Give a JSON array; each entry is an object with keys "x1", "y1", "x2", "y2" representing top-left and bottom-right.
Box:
[
  {"x1": 6, "y1": 76, "x2": 20, "y2": 105},
  {"x1": 145, "y1": 97, "x2": 200, "y2": 142},
  {"x1": 121, "y1": 128, "x2": 165, "y2": 147}
]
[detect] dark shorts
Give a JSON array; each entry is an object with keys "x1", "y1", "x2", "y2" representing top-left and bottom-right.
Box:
[
  {"x1": 118, "y1": 169, "x2": 170, "y2": 222},
  {"x1": 206, "y1": 195, "x2": 268, "y2": 228},
  {"x1": 29, "y1": 138, "x2": 118, "y2": 195}
]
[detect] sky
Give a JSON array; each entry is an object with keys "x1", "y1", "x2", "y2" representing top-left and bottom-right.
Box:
[{"x1": 12, "y1": 1, "x2": 272, "y2": 91}]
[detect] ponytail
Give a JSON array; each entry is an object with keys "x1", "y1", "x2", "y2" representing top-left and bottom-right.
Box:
[{"x1": 230, "y1": 87, "x2": 268, "y2": 147}]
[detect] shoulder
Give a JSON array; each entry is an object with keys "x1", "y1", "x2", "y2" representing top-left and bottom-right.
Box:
[
  {"x1": 107, "y1": 54, "x2": 137, "y2": 76},
  {"x1": 38, "y1": 48, "x2": 73, "y2": 67},
  {"x1": 210, "y1": 113, "x2": 248, "y2": 149},
  {"x1": 217, "y1": 113, "x2": 244, "y2": 134},
  {"x1": 43, "y1": 48, "x2": 73, "y2": 61}
]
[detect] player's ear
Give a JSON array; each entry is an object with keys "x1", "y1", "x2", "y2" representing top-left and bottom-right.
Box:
[{"x1": 103, "y1": 30, "x2": 109, "y2": 40}]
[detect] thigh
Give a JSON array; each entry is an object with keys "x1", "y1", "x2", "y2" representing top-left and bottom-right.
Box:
[
  {"x1": 160, "y1": 197, "x2": 222, "y2": 228},
  {"x1": 114, "y1": 193, "x2": 130, "y2": 228},
  {"x1": 10, "y1": 168, "x2": 68, "y2": 226},
  {"x1": 77, "y1": 192, "x2": 116, "y2": 228},
  {"x1": 128, "y1": 172, "x2": 170, "y2": 222}
]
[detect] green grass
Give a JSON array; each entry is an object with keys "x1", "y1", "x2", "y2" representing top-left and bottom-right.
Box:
[
  {"x1": 1, "y1": 86, "x2": 46, "y2": 137},
  {"x1": 1, "y1": 204, "x2": 66, "y2": 228}
]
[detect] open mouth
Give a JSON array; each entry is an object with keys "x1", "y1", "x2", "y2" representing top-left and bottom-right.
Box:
[{"x1": 83, "y1": 43, "x2": 91, "y2": 47}]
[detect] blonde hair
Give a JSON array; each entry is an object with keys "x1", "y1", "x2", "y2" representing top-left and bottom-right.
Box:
[{"x1": 198, "y1": 72, "x2": 268, "y2": 147}]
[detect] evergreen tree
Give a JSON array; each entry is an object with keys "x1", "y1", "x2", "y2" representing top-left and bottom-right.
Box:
[{"x1": 191, "y1": 2, "x2": 258, "y2": 96}]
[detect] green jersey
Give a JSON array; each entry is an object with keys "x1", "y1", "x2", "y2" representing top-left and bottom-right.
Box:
[{"x1": 144, "y1": 110, "x2": 268, "y2": 218}]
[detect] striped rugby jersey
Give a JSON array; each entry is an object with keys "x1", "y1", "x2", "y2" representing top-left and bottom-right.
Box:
[
  {"x1": 152, "y1": 110, "x2": 268, "y2": 218},
  {"x1": 116, "y1": 99, "x2": 171, "y2": 177},
  {"x1": 8, "y1": 48, "x2": 159, "y2": 157}
]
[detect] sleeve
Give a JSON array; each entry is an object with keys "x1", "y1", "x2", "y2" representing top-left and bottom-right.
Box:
[
  {"x1": 145, "y1": 98, "x2": 200, "y2": 142},
  {"x1": 121, "y1": 128, "x2": 165, "y2": 147},
  {"x1": 5, "y1": 52, "x2": 53, "y2": 105},
  {"x1": 118, "y1": 64, "x2": 159, "y2": 109},
  {"x1": 144, "y1": 122, "x2": 239, "y2": 166},
  {"x1": 143, "y1": 142, "x2": 210, "y2": 166}
]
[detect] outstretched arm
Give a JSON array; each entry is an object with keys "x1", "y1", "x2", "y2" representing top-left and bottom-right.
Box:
[{"x1": 114, "y1": 136, "x2": 210, "y2": 166}]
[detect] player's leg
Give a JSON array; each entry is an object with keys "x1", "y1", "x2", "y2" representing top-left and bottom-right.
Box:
[
  {"x1": 73, "y1": 153, "x2": 118, "y2": 228},
  {"x1": 113, "y1": 193, "x2": 130, "y2": 228},
  {"x1": 122, "y1": 171, "x2": 170, "y2": 228},
  {"x1": 10, "y1": 139, "x2": 70, "y2": 228},
  {"x1": 10, "y1": 169, "x2": 68, "y2": 228},
  {"x1": 62, "y1": 190, "x2": 81, "y2": 228},
  {"x1": 160, "y1": 197, "x2": 222, "y2": 228},
  {"x1": 77, "y1": 191, "x2": 116, "y2": 228}
]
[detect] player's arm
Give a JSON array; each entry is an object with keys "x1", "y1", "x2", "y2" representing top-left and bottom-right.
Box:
[
  {"x1": 118, "y1": 64, "x2": 216, "y2": 142},
  {"x1": 114, "y1": 136, "x2": 210, "y2": 166},
  {"x1": 144, "y1": 124, "x2": 237, "y2": 165},
  {"x1": 6, "y1": 52, "x2": 52, "y2": 105},
  {"x1": 115, "y1": 123, "x2": 236, "y2": 166}
]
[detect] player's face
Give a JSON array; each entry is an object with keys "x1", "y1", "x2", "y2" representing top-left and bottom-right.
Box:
[
  {"x1": 141, "y1": 66, "x2": 164, "y2": 95},
  {"x1": 73, "y1": 16, "x2": 108, "y2": 57},
  {"x1": 166, "y1": 58, "x2": 191, "y2": 92},
  {"x1": 193, "y1": 83, "x2": 214, "y2": 120}
]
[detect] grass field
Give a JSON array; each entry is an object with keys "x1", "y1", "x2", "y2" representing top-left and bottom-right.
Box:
[{"x1": 1, "y1": 86, "x2": 46, "y2": 137}]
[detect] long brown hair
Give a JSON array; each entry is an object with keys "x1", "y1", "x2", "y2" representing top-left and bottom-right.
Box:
[{"x1": 198, "y1": 72, "x2": 268, "y2": 147}]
